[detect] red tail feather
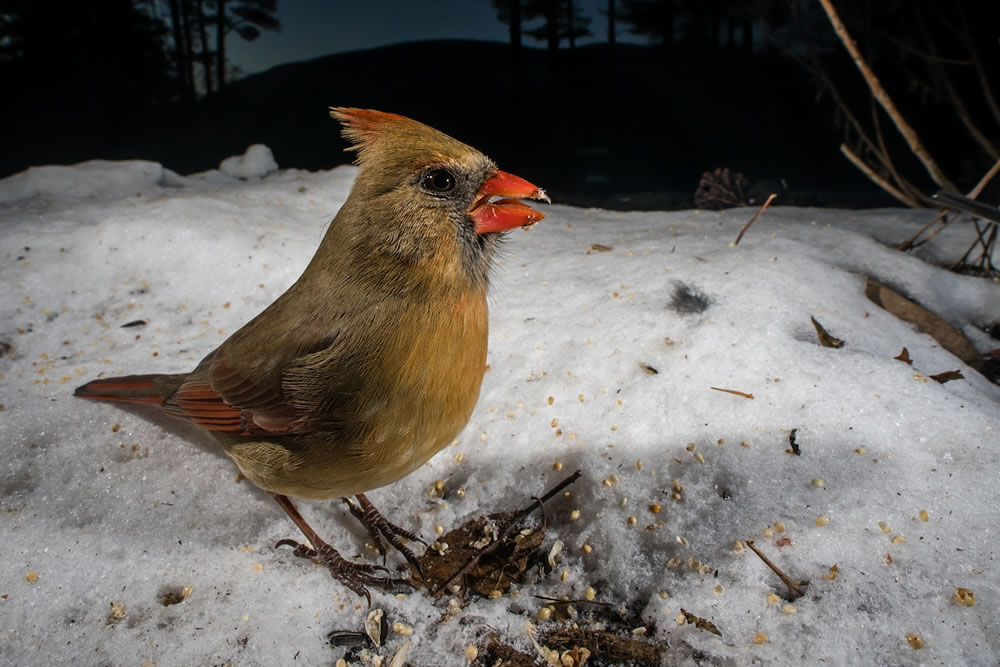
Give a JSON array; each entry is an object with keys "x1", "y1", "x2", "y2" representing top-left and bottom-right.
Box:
[{"x1": 74, "y1": 374, "x2": 174, "y2": 406}]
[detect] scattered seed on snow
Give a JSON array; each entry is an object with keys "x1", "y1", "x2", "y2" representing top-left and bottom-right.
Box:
[
  {"x1": 548, "y1": 539, "x2": 564, "y2": 567},
  {"x1": 391, "y1": 621, "x2": 413, "y2": 636},
  {"x1": 953, "y1": 588, "x2": 975, "y2": 607}
]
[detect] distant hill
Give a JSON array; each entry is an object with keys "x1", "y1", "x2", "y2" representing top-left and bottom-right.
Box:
[{"x1": 4, "y1": 40, "x2": 899, "y2": 207}]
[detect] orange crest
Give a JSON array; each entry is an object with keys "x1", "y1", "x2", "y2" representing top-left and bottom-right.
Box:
[{"x1": 329, "y1": 107, "x2": 414, "y2": 151}]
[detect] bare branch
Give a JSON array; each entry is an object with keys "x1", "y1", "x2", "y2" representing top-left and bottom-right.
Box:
[
  {"x1": 841, "y1": 144, "x2": 920, "y2": 207},
  {"x1": 818, "y1": 0, "x2": 957, "y2": 190},
  {"x1": 914, "y1": 9, "x2": 1000, "y2": 160},
  {"x1": 959, "y1": 7, "x2": 1000, "y2": 129},
  {"x1": 869, "y1": 97, "x2": 929, "y2": 206}
]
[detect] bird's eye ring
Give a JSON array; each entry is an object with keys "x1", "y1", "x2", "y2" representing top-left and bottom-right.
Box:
[{"x1": 422, "y1": 168, "x2": 456, "y2": 193}]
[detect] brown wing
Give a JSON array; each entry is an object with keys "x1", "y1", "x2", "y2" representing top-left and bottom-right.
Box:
[{"x1": 162, "y1": 350, "x2": 306, "y2": 435}]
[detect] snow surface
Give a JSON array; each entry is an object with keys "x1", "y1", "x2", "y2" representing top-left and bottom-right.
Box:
[{"x1": 1, "y1": 154, "x2": 998, "y2": 666}]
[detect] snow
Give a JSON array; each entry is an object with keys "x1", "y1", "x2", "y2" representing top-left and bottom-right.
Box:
[
  {"x1": 218, "y1": 144, "x2": 279, "y2": 180},
  {"x1": 1, "y1": 153, "x2": 998, "y2": 666}
]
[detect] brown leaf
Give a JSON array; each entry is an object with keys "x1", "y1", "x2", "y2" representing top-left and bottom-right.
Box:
[
  {"x1": 811, "y1": 316, "x2": 844, "y2": 348},
  {"x1": 866, "y1": 280, "x2": 980, "y2": 368},
  {"x1": 930, "y1": 369, "x2": 964, "y2": 383},
  {"x1": 894, "y1": 347, "x2": 912, "y2": 364}
]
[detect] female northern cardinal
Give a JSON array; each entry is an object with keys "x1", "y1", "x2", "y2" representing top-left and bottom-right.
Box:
[{"x1": 75, "y1": 108, "x2": 548, "y2": 602}]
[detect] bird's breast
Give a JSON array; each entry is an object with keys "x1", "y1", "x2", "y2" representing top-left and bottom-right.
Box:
[{"x1": 359, "y1": 287, "x2": 489, "y2": 485}]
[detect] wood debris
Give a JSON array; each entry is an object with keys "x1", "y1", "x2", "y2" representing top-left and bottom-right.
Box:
[
  {"x1": 542, "y1": 626, "x2": 662, "y2": 664},
  {"x1": 710, "y1": 386, "x2": 754, "y2": 399},
  {"x1": 413, "y1": 471, "x2": 581, "y2": 596},
  {"x1": 679, "y1": 609, "x2": 722, "y2": 636}
]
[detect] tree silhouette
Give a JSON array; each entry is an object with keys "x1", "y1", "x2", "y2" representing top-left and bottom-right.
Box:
[
  {"x1": 0, "y1": 0, "x2": 172, "y2": 111},
  {"x1": 491, "y1": 0, "x2": 525, "y2": 70},
  {"x1": 618, "y1": 0, "x2": 677, "y2": 47},
  {"x1": 138, "y1": 0, "x2": 279, "y2": 101},
  {"x1": 522, "y1": 0, "x2": 591, "y2": 52},
  {"x1": 211, "y1": 0, "x2": 280, "y2": 91}
]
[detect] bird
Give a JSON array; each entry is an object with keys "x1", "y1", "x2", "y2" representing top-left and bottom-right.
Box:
[{"x1": 74, "y1": 107, "x2": 549, "y2": 602}]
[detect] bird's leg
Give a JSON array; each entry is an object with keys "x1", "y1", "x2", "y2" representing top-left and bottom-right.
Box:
[
  {"x1": 272, "y1": 494, "x2": 409, "y2": 605},
  {"x1": 343, "y1": 493, "x2": 427, "y2": 576}
]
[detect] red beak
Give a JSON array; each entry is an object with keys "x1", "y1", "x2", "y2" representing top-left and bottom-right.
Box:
[{"x1": 469, "y1": 170, "x2": 549, "y2": 234}]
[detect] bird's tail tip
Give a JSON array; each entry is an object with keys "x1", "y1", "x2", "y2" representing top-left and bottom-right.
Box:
[{"x1": 74, "y1": 374, "x2": 170, "y2": 405}]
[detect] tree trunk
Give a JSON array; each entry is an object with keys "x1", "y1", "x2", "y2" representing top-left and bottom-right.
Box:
[
  {"x1": 179, "y1": 0, "x2": 197, "y2": 102},
  {"x1": 662, "y1": 0, "x2": 674, "y2": 49},
  {"x1": 168, "y1": 0, "x2": 189, "y2": 103},
  {"x1": 215, "y1": 0, "x2": 227, "y2": 89},
  {"x1": 607, "y1": 0, "x2": 615, "y2": 46},
  {"x1": 196, "y1": 0, "x2": 214, "y2": 94},
  {"x1": 607, "y1": 0, "x2": 616, "y2": 84},
  {"x1": 567, "y1": 0, "x2": 575, "y2": 50},
  {"x1": 546, "y1": 0, "x2": 559, "y2": 52}
]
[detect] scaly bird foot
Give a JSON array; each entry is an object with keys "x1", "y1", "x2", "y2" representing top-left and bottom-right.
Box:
[
  {"x1": 275, "y1": 537, "x2": 410, "y2": 606},
  {"x1": 344, "y1": 493, "x2": 428, "y2": 577}
]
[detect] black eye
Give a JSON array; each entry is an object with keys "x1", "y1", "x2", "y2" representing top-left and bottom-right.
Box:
[{"x1": 422, "y1": 168, "x2": 456, "y2": 193}]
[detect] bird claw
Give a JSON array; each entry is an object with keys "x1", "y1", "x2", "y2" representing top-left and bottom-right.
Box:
[
  {"x1": 275, "y1": 537, "x2": 319, "y2": 560},
  {"x1": 275, "y1": 537, "x2": 409, "y2": 605},
  {"x1": 345, "y1": 494, "x2": 428, "y2": 577}
]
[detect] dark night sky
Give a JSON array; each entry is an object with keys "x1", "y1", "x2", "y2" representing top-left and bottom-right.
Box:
[{"x1": 228, "y1": 0, "x2": 614, "y2": 75}]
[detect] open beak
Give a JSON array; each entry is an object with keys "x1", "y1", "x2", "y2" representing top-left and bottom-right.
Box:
[{"x1": 469, "y1": 170, "x2": 550, "y2": 234}]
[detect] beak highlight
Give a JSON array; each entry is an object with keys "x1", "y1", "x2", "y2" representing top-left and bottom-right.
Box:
[{"x1": 470, "y1": 170, "x2": 549, "y2": 234}]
